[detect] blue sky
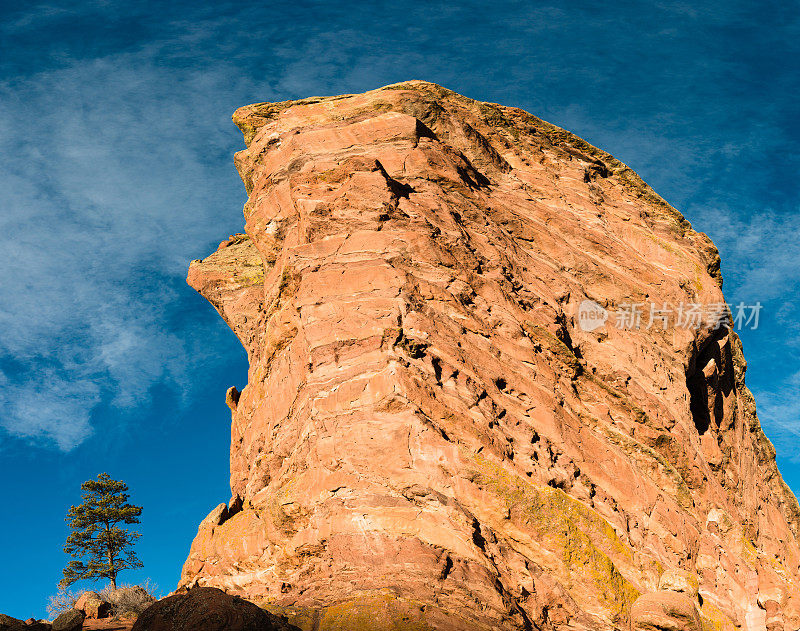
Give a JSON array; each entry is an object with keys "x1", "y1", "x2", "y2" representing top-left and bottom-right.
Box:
[{"x1": 1, "y1": 0, "x2": 799, "y2": 620}]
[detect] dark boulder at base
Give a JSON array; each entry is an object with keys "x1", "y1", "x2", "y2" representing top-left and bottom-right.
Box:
[
  {"x1": 0, "y1": 614, "x2": 50, "y2": 631},
  {"x1": 0, "y1": 614, "x2": 24, "y2": 630},
  {"x1": 132, "y1": 587, "x2": 299, "y2": 631},
  {"x1": 52, "y1": 609, "x2": 84, "y2": 631}
]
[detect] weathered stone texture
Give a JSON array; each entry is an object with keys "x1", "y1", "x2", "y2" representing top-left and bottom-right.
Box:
[{"x1": 181, "y1": 81, "x2": 800, "y2": 630}]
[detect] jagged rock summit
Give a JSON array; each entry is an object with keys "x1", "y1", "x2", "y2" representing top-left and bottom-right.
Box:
[{"x1": 182, "y1": 81, "x2": 800, "y2": 630}]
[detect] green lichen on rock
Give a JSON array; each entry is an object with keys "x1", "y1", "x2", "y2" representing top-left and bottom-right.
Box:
[
  {"x1": 394, "y1": 328, "x2": 429, "y2": 359},
  {"x1": 233, "y1": 93, "x2": 357, "y2": 146},
  {"x1": 699, "y1": 598, "x2": 736, "y2": 631},
  {"x1": 522, "y1": 323, "x2": 582, "y2": 376},
  {"x1": 264, "y1": 592, "x2": 441, "y2": 631},
  {"x1": 534, "y1": 120, "x2": 689, "y2": 229},
  {"x1": 467, "y1": 453, "x2": 641, "y2": 623},
  {"x1": 234, "y1": 99, "x2": 322, "y2": 146},
  {"x1": 317, "y1": 593, "x2": 433, "y2": 631},
  {"x1": 189, "y1": 233, "x2": 266, "y2": 290},
  {"x1": 334, "y1": 100, "x2": 394, "y2": 122},
  {"x1": 266, "y1": 477, "x2": 302, "y2": 537}
]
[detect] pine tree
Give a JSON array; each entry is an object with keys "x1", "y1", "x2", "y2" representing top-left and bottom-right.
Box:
[{"x1": 60, "y1": 473, "x2": 143, "y2": 589}]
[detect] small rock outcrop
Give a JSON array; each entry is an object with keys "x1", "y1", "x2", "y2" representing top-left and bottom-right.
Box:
[
  {"x1": 181, "y1": 81, "x2": 800, "y2": 630},
  {"x1": 131, "y1": 587, "x2": 298, "y2": 631},
  {"x1": 225, "y1": 386, "x2": 240, "y2": 411},
  {"x1": 657, "y1": 569, "x2": 699, "y2": 601},
  {"x1": 630, "y1": 569, "x2": 705, "y2": 631}
]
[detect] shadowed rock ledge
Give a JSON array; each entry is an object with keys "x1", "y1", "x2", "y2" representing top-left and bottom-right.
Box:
[{"x1": 181, "y1": 81, "x2": 800, "y2": 631}]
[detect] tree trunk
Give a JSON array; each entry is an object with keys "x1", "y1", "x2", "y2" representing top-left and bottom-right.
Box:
[{"x1": 107, "y1": 547, "x2": 116, "y2": 590}]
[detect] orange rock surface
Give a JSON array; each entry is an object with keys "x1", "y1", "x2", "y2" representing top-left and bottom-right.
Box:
[{"x1": 181, "y1": 81, "x2": 800, "y2": 630}]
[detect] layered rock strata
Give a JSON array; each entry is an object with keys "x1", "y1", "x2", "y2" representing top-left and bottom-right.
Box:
[{"x1": 181, "y1": 81, "x2": 800, "y2": 631}]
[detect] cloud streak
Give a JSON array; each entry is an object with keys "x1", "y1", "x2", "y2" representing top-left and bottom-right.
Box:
[{"x1": 0, "y1": 40, "x2": 256, "y2": 448}]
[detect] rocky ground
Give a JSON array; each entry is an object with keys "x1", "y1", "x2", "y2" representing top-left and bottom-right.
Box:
[
  {"x1": 1, "y1": 587, "x2": 296, "y2": 631},
  {"x1": 0, "y1": 587, "x2": 150, "y2": 631}
]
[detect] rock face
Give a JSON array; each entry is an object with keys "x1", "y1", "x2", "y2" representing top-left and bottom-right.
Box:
[{"x1": 181, "y1": 81, "x2": 800, "y2": 630}]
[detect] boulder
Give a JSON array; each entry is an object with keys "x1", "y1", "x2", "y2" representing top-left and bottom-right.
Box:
[
  {"x1": 106, "y1": 586, "x2": 152, "y2": 605},
  {"x1": 131, "y1": 587, "x2": 298, "y2": 631},
  {"x1": 0, "y1": 616, "x2": 50, "y2": 631},
  {"x1": 73, "y1": 593, "x2": 100, "y2": 613},
  {"x1": 105, "y1": 586, "x2": 156, "y2": 616},
  {"x1": 51, "y1": 609, "x2": 83, "y2": 631},
  {"x1": 630, "y1": 592, "x2": 702, "y2": 631},
  {"x1": 73, "y1": 591, "x2": 110, "y2": 620}
]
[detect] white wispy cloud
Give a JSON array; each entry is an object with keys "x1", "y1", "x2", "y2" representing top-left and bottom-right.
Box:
[
  {"x1": 0, "y1": 371, "x2": 99, "y2": 450},
  {"x1": 751, "y1": 380, "x2": 800, "y2": 464},
  {"x1": 688, "y1": 207, "x2": 800, "y2": 306},
  {"x1": 0, "y1": 40, "x2": 258, "y2": 449}
]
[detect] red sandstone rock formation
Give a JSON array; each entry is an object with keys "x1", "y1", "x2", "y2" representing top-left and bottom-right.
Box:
[{"x1": 181, "y1": 81, "x2": 800, "y2": 631}]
